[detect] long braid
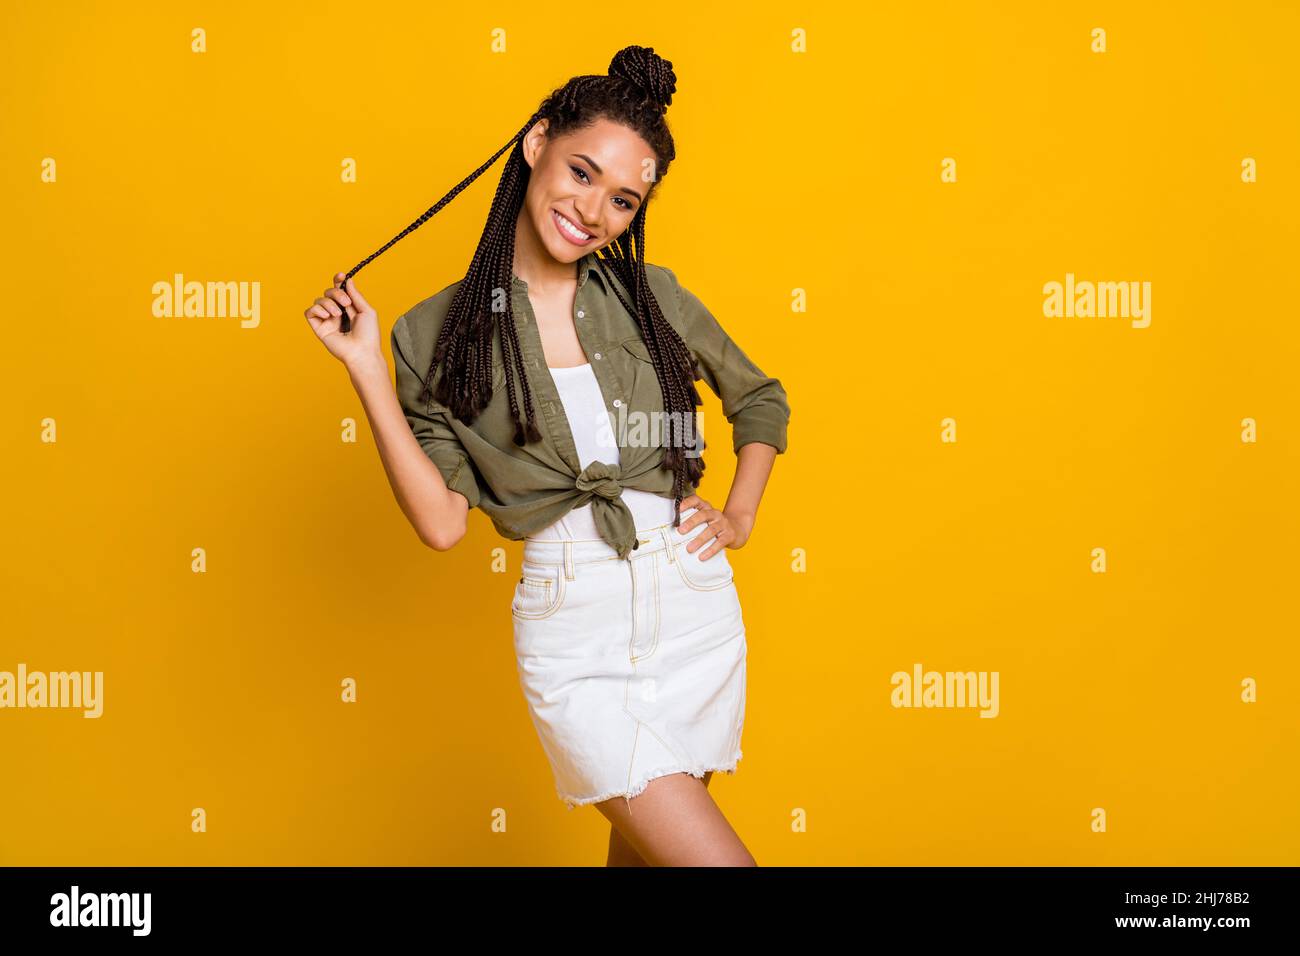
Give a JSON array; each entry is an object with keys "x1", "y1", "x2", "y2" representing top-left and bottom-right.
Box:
[
  {"x1": 594, "y1": 211, "x2": 706, "y2": 526},
  {"x1": 337, "y1": 111, "x2": 539, "y2": 333},
  {"x1": 334, "y1": 45, "x2": 700, "y2": 504}
]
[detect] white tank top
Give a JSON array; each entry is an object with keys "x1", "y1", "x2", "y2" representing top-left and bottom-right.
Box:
[{"x1": 529, "y1": 362, "x2": 678, "y2": 539}]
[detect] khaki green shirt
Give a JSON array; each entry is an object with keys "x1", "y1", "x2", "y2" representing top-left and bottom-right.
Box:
[{"x1": 390, "y1": 251, "x2": 790, "y2": 560}]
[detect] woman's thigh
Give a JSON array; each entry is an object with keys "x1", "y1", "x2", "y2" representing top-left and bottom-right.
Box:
[{"x1": 594, "y1": 772, "x2": 756, "y2": 867}]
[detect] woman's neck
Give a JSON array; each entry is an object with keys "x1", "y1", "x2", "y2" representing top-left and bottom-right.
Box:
[{"x1": 512, "y1": 209, "x2": 578, "y2": 294}]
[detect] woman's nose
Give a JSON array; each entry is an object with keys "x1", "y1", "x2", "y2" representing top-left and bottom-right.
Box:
[{"x1": 572, "y1": 198, "x2": 601, "y2": 231}]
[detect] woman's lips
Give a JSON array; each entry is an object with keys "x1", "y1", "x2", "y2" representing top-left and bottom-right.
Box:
[{"x1": 552, "y1": 209, "x2": 595, "y2": 245}]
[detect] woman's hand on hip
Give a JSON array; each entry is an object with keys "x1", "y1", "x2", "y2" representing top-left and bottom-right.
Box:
[
  {"x1": 674, "y1": 494, "x2": 754, "y2": 560},
  {"x1": 304, "y1": 274, "x2": 383, "y2": 372}
]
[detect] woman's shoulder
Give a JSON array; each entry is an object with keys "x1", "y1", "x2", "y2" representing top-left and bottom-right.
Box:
[
  {"x1": 398, "y1": 277, "x2": 463, "y2": 331},
  {"x1": 641, "y1": 260, "x2": 680, "y2": 300},
  {"x1": 639, "y1": 260, "x2": 698, "y2": 337},
  {"x1": 391, "y1": 278, "x2": 463, "y2": 360}
]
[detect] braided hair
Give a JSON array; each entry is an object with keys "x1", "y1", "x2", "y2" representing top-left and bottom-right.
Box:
[{"x1": 338, "y1": 45, "x2": 706, "y2": 526}]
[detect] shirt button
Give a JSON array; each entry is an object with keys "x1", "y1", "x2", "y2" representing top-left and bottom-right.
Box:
[
  {"x1": 593, "y1": 352, "x2": 602, "y2": 360},
  {"x1": 613, "y1": 399, "x2": 623, "y2": 408},
  {"x1": 577, "y1": 310, "x2": 585, "y2": 319}
]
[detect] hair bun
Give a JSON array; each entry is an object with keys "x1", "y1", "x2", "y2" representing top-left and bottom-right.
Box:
[{"x1": 608, "y1": 45, "x2": 677, "y2": 113}]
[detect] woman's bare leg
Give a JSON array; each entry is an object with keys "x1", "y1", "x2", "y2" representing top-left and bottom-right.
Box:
[
  {"x1": 597, "y1": 771, "x2": 754, "y2": 867},
  {"x1": 606, "y1": 825, "x2": 649, "y2": 866},
  {"x1": 605, "y1": 772, "x2": 714, "y2": 867}
]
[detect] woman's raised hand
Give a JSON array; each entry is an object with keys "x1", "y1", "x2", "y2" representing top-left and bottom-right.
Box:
[{"x1": 304, "y1": 274, "x2": 382, "y2": 370}]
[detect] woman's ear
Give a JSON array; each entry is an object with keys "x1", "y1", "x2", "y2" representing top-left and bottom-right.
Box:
[{"x1": 521, "y1": 118, "x2": 549, "y2": 170}]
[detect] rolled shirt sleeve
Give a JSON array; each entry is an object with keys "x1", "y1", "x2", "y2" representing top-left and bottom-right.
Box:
[
  {"x1": 390, "y1": 313, "x2": 482, "y2": 509},
  {"x1": 665, "y1": 269, "x2": 791, "y2": 455}
]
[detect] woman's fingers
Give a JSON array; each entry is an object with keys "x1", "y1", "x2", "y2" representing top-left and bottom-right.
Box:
[
  {"x1": 696, "y1": 528, "x2": 730, "y2": 560},
  {"x1": 341, "y1": 278, "x2": 371, "y2": 313},
  {"x1": 675, "y1": 496, "x2": 709, "y2": 535},
  {"x1": 324, "y1": 287, "x2": 352, "y2": 314},
  {"x1": 694, "y1": 528, "x2": 731, "y2": 560},
  {"x1": 310, "y1": 295, "x2": 340, "y2": 317},
  {"x1": 685, "y1": 512, "x2": 723, "y2": 553},
  {"x1": 305, "y1": 274, "x2": 371, "y2": 343}
]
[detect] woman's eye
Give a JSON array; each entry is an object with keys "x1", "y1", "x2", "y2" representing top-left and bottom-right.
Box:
[{"x1": 571, "y1": 165, "x2": 633, "y2": 211}]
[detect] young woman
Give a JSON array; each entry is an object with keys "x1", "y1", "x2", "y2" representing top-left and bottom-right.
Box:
[{"x1": 304, "y1": 46, "x2": 789, "y2": 866}]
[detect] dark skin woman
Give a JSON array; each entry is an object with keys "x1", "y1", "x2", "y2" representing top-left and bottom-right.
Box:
[{"x1": 304, "y1": 47, "x2": 774, "y2": 865}]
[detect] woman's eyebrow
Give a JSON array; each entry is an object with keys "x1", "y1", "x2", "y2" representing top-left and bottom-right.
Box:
[{"x1": 571, "y1": 153, "x2": 643, "y2": 202}]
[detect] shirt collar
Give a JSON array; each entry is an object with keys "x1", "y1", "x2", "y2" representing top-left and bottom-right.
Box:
[
  {"x1": 577, "y1": 251, "x2": 609, "y2": 294},
  {"x1": 510, "y1": 251, "x2": 610, "y2": 296}
]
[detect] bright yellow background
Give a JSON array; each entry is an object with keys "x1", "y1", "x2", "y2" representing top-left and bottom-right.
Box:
[{"x1": 2, "y1": 1, "x2": 1296, "y2": 865}]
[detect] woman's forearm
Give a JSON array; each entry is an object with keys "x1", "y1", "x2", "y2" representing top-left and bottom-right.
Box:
[
  {"x1": 347, "y1": 356, "x2": 468, "y2": 550},
  {"x1": 723, "y1": 441, "x2": 777, "y2": 540}
]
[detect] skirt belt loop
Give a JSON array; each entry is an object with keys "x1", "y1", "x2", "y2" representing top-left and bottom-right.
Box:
[{"x1": 659, "y1": 526, "x2": 677, "y2": 563}]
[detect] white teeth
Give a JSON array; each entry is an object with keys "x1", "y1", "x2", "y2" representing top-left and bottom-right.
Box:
[{"x1": 555, "y1": 211, "x2": 591, "y2": 240}]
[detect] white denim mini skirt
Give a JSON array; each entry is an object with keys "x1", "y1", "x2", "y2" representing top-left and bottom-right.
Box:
[{"x1": 512, "y1": 509, "x2": 747, "y2": 812}]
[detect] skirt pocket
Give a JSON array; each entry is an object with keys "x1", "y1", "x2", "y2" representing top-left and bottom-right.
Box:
[
  {"x1": 512, "y1": 563, "x2": 567, "y2": 620},
  {"x1": 673, "y1": 542, "x2": 735, "y2": 592}
]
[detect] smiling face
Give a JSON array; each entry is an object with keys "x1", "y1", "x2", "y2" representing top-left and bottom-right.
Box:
[{"x1": 520, "y1": 116, "x2": 659, "y2": 263}]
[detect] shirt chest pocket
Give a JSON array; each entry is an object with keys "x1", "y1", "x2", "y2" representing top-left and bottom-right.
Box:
[{"x1": 610, "y1": 336, "x2": 665, "y2": 418}]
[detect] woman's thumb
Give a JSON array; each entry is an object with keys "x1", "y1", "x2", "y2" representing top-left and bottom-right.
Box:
[{"x1": 342, "y1": 277, "x2": 370, "y2": 313}]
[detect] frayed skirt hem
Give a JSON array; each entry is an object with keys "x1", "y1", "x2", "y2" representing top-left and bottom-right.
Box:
[{"x1": 556, "y1": 749, "x2": 744, "y2": 812}]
